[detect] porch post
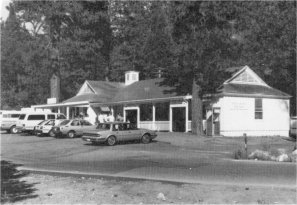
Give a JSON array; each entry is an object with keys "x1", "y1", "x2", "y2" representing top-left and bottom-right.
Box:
[
  {"x1": 169, "y1": 106, "x2": 172, "y2": 132},
  {"x1": 123, "y1": 106, "x2": 126, "y2": 122},
  {"x1": 152, "y1": 104, "x2": 156, "y2": 130},
  {"x1": 185, "y1": 101, "x2": 189, "y2": 133},
  {"x1": 111, "y1": 107, "x2": 114, "y2": 116},
  {"x1": 66, "y1": 107, "x2": 70, "y2": 119}
]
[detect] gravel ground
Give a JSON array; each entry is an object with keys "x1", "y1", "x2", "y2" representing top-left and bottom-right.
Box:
[{"x1": 3, "y1": 173, "x2": 296, "y2": 204}]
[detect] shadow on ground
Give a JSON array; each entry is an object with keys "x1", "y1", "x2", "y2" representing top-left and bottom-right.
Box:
[{"x1": 1, "y1": 160, "x2": 38, "y2": 203}]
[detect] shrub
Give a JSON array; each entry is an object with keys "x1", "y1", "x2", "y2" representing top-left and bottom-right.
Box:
[
  {"x1": 248, "y1": 150, "x2": 271, "y2": 161},
  {"x1": 269, "y1": 148, "x2": 281, "y2": 157},
  {"x1": 234, "y1": 149, "x2": 245, "y2": 159}
]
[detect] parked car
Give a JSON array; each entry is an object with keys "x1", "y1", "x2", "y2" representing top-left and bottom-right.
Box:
[
  {"x1": 0, "y1": 110, "x2": 24, "y2": 133},
  {"x1": 34, "y1": 119, "x2": 66, "y2": 136},
  {"x1": 82, "y1": 122, "x2": 157, "y2": 146},
  {"x1": 290, "y1": 116, "x2": 297, "y2": 139},
  {"x1": 50, "y1": 119, "x2": 96, "y2": 138},
  {"x1": 16, "y1": 112, "x2": 66, "y2": 134},
  {"x1": 34, "y1": 120, "x2": 49, "y2": 135}
]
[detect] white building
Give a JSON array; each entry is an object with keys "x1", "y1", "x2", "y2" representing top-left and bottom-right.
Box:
[
  {"x1": 32, "y1": 65, "x2": 291, "y2": 137},
  {"x1": 205, "y1": 65, "x2": 291, "y2": 137}
]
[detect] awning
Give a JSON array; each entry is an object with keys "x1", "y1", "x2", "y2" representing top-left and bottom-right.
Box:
[
  {"x1": 91, "y1": 105, "x2": 110, "y2": 112},
  {"x1": 100, "y1": 106, "x2": 110, "y2": 112}
]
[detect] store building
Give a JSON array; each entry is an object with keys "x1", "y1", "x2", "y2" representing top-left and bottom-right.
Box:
[{"x1": 32, "y1": 66, "x2": 291, "y2": 136}]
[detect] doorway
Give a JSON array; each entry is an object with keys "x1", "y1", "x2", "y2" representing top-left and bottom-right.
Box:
[
  {"x1": 206, "y1": 108, "x2": 220, "y2": 136},
  {"x1": 125, "y1": 109, "x2": 138, "y2": 128},
  {"x1": 172, "y1": 107, "x2": 186, "y2": 132}
]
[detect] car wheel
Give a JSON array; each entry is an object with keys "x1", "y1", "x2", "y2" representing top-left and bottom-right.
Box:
[
  {"x1": 67, "y1": 131, "x2": 76, "y2": 138},
  {"x1": 141, "y1": 134, "x2": 151, "y2": 144},
  {"x1": 49, "y1": 130, "x2": 56, "y2": 137},
  {"x1": 106, "y1": 136, "x2": 116, "y2": 146},
  {"x1": 10, "y1": 126, "x2": 18, "y2": 134}
]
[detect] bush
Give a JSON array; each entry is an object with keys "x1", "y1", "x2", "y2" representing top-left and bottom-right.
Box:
[
  {"x1": 248, "y1": 150, "x2": 271, "y2": 161},
  {"x1": 234, "y1": 149, "x2": 245, "y2": 159}
]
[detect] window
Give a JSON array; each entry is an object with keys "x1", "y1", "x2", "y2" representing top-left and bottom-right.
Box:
[
  {"x1": 155, "y1": 102, "x2": 169, "y2": 121},
  {"x1": 97, "y1": 123, "x2": 111, "y2": 130},
  {"x1": 28, "y1": 115, "x2": 45, "y2": 120},
  {"x1": 255, "y1": 98, "x2": 263, "y2": 119},
  {"x1": 45, "y1": 120, "x2": 55, "y2": 126},
  {"x1": 57, "y1": 114, "x2": 66, "y2": 119},
  {"x1": 19, "y1": 114, "x2": 26, "y2": 120},
  {"x1": 3, "y1": 114, "x2": 8, "y2": 118},
  {"x1": 11, "y1": 114, "x2": 20, "y2": 118},
  {"x1": 81, "y1": 120, "x2": 92, "y2": 126},
  {"x1": 60, "y1": 120, "x2": 70, "y2": 126},
  {"x1": 47, "y1": 114, "x2": 55, "y2": 119},
  {"x1": 71, "y1": 120, "x2": 80, "y2": 126},
  {"x1": 140, "y1": 104, "x2": 152, "y2": 121}
]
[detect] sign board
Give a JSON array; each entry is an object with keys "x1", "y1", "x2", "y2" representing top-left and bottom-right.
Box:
[
  {"x1": 230, "y1": 102, "x2": 248, "y2": 111},
  {"x1": 47, "y1": 98, "x2": 57, "y2": 104}
]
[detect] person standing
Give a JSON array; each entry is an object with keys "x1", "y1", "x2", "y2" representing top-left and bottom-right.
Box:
[
  {"x1": 116, "y1": 113, "x2": 124, "y2": 122},
  {"x1": 98, "y1": 113, "x2": 105, "y2": 123},
  {"x1": 107, "y1": 113, "x2": 115, "y2": 122}
]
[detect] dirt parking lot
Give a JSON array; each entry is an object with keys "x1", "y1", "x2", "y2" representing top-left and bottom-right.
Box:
[{"x1": 2, "y1": 172, "x2": 296, "y2": 204}]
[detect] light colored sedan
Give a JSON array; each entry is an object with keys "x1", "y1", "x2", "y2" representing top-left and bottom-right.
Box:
[
  {"x1": 51, "y1": 119, "x2": 96, "y2": 138},
  {"x1": 82, "y1": 122, "x2": 157, "y2": 146}
]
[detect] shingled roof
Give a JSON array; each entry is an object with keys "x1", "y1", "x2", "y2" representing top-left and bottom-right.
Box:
[
  {"x1": 62, "y1": 66, "x2": 290, "y2": 105},
  {"x1": 111, "y1": 78, "x2": 182, "y2": 103},
  {"x1": 216, "y1": 83, "x2": 291, "y2": 98}
]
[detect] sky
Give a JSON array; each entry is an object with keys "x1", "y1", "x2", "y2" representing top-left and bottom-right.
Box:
[{"x1": 0, "y1": 0, "x2": 11, "y2": 21}]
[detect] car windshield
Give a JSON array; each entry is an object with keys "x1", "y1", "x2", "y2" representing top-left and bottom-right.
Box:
[
  {"x1": 57, "y1": 114, "x2": 66, "y2": 119},
  {"x1": 45, "y1": 120, "x2": 55, "y2": 126},
  {"x1": 37, "y1": 120, "x2": 47, "y2": 125},
  {"x1": 96, "y1": 123, "x2": 111, "y2": 130},
  {"x1": 60, "y1": 120, "x2": 70, "y2": 126}
]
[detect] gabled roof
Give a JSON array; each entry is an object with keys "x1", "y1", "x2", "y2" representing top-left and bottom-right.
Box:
[
  {"x1": 86, "y1": 80, "x2": 124, "y2": 94},
  {"x1": 216, "y1": 83, "x2": 291, "y2": 99},
  {"x1": 63, "y1": 93, "x2": 114, "y2": 104},
  {"x1": 224, "y1": 65, "x2": 267, "y2": 86},
  {"x1": 64, "y1": 80, "x2": 124, "y2": 104}
]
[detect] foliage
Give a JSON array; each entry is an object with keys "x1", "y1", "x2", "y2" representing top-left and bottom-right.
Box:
[
  {"x1": 1, "y1": 160, "x2": 37, "y2": 203},
  {"x1": 1, "y1": 1, "x2": 296, "y2": 120}
]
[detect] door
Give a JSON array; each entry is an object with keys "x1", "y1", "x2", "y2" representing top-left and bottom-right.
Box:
[
  {"x1": 213, "y1": 108, "x2": 220, "y2": 135},
  {"x1": 172, "y1": 107, "x2": 186, "y2": 132},
  {"x1": 125, "y1": 109, "x2": 138, "y2": 128},
  {"x1": 206, "y1": 108, "x2": 220, "y2": 136}
]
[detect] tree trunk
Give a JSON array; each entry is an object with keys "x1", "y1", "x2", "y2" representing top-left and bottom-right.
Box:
[{"x1": 191, "y1": 78, "x2": 204, "y2": 136}]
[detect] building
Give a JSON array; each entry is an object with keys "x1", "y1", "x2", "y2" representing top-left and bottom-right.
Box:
[{"x1": 32, "y1": 65, "x2": 291, "y2": 137}]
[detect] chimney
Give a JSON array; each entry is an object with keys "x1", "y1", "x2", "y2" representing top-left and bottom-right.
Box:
[
  {"x1": 125, "y1": 71, "x2": 139, "y2": 85},
  {"x1": 50, "y1": 74, "x2": 60, "y2": 102}
]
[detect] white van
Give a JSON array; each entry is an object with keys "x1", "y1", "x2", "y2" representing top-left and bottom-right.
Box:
[
  {"x1": 16, "y1": 112, "x2": 66, "y2": 133},
  {"x1": 0, "y1": 110, "x2": 24, "y2": 133}
]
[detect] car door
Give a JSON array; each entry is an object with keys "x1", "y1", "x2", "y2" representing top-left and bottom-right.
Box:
[
  {"x1": 127, "y1": 124, "x2": 142, "y2": 140},
  {"x1": 79, "y1": 120, "x2": 96, "y2": 134},
  {"x1": 69, "y1": 120, "x2": 81, "y2": 135},
  {"x1": 119, "y1": 123, "x2": 138, "y2": 142}
]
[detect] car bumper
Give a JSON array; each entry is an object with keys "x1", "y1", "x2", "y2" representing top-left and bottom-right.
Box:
[{"x1": 82, "y1": 136, "x2": 106, "y2": 143}]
